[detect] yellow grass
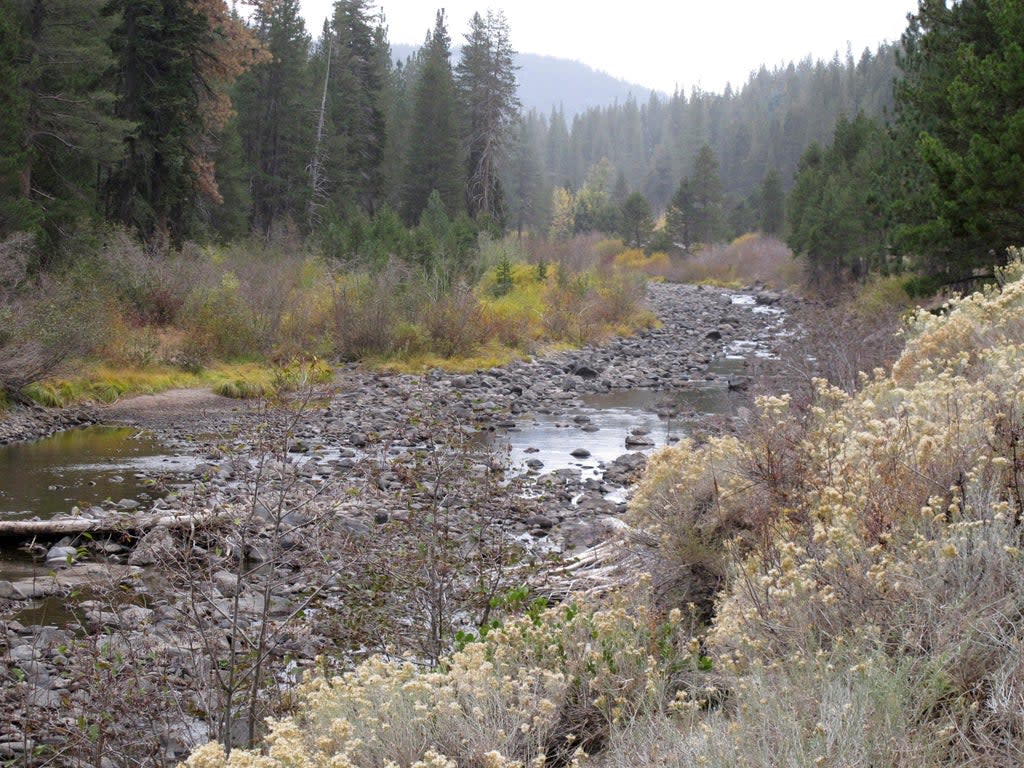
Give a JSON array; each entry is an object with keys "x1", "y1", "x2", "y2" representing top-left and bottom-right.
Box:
[{"x1": 21, "y1": 361, "x2": 321, "y2": 407}]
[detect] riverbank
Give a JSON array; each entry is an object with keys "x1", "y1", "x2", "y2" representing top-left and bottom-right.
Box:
[{"x1": 0, "y1": 281, "x2": 800, "y2": 763}]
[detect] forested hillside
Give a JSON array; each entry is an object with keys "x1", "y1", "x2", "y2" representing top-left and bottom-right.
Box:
[
  {"x1": 508, "y1": 45, "x2": 899, "y2": 216},
  {"x1": 0, "y1": 0, "x2": 1021, "y2": 391},
  {"x1": 391, "y1": 45, "x2": 662, "y2": 119},
  {"x1": 0, "y1": 0, "x2": 896, "y2": 253}
]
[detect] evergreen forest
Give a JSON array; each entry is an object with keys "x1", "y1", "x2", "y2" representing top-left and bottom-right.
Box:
[{"x1": 1, "y1": 0, "x2": 1020, "y2": 281}]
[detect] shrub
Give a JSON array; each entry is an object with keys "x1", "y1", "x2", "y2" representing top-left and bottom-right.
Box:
[
  {"x1": 86, "y1": 228, "x2": 200, "y2": 325},
  {"x1": 612, "y1": 248, "x2": 671, "y2": 278},
  {"x1": 421, "y1": 282, "x2": 488, "y2": 358},
  {"x1": 0, "y1": 234, "x2": 111, "y2": 400},
  {"x1": 594, "y1": 237, "x2": 627, "y2": 266},
  {"x1": 182, "y1": 271, "x2": 263, "y2": 360},
  {"x1": 666, "y1": 234, "x2": 800, "y2": 288},
  {"x1": 608, "y1": 257, "x2": 1024, "y2": 766},
  {"x1": 329, "y1": 260, "x2": 426, "y2": 360},
  {"x1": 182, "y1": 592, "x2": 705, "y2": 768},
  {"x1": 524, "y1": 233, "x2": 605, "y2": 274}
]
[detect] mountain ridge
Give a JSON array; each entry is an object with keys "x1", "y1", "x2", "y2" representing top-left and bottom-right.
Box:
[{"x1": 390, "y1": 44, "x2": 663, "y2": 117}]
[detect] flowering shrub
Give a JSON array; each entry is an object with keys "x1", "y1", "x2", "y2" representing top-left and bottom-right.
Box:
[
  {"x1": 182, "y1": 595, "x2": 704, "y2": 768},
  {"x1": 605, "y1": 255, "x2": 1024, "y2": 765},
  {"x1": 705, "y1": 258, "x2": 1024, "y2": 764}
]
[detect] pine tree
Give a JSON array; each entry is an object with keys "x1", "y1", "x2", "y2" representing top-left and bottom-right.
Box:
[
  {"x1": 689, "y1": 143, "x2": 725, "y2": 244},
  {"x1": 401, "y1": 11, "x2": 463, "y2": 223},
  {"x1": 545, "y1": 107, "x2": 571, "y2": 187},
  {"x1": 379, "y1": 53, "x2": 415, "y2": 213},
  {"x1": 787, "y1": 114, "x2": 893, "y2": 287},
  {"x1": 3, "y1": 0, "x2": 129, "y2": 246},
  {"x1": 234, "y1": 0, "x2": 313, "y2": 237},
  {"x1": 456, "y1": 10, "x2": 519, "y2": 222},
  {"x1": 665, "y1": 177, "x2": 694, "y2": 249},
  {"x1": 503, "y1": 114, "x2": 545, "y2": 235},
  {"x1": 620, "y1": 191, "x2": 653, "y2": 247},
  {"x1": 208, "y1": 115, "x2": 251, "y2": 240},
  {"x1": 325, "y1": 0, "x2": 389, "y2": 216},
  {"x1": 0, "y1": 5, "x2": 34, "y2": 236},
  {"x1": 759, "y1": 168, "x2": 785, "y2": 235},
  {"x1": 103, "y1": 0, "x2": 265, "y2": 247},
  {"x1": 895, "y1": 0, "x2": 1024, "y2": 275}
]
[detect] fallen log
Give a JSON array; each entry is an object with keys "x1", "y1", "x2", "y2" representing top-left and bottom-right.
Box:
[{"x1": 0, "y1": 509, "x2": 220, "y2": 540}]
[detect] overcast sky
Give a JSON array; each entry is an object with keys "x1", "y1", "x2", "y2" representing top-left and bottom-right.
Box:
[{"x1": 297, "y1": 1, "x2": 919, "y2": 94}]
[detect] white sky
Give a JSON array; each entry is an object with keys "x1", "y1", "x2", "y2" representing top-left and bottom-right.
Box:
[{"x1": 297, "y1": 0, "x2": 919, "y2": 94}]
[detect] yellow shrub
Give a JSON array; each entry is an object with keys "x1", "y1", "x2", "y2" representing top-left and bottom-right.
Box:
[
  {"x1": 851, "y1": 274, "x2": 917, "y2": 319},
  {"x1": 594, "y1": 237, "x2": 628, "y2": 264},
  {"x1": 479, "y1": 282, "x2": 545, "y2": 348},
  {"x1": 730, "y1": 232, "x2": 759, "y2": 248}
]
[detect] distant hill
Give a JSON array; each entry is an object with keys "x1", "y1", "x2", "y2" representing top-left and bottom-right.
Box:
[{"x1": 391, "y1": 44, "x2": 662, "y2": 117}]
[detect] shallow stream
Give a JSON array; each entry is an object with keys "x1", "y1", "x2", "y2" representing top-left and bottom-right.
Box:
[
  {"x1": 0, "y1": 425, "x2": 193, "y2": 521},
  {"x1": 494, "y1": 384, "x2": 736, "y2": 482}
]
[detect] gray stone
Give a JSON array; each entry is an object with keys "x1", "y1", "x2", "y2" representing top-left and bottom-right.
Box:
[
  {"x1": 212, "y1": 570, "x2": 240, "y2": 597},
  {"x1": 45, "y1": 546, "x2": 78, "y2": 565},
  {"x1": 624, "y1": 434, "x2": 655, "y2": 448},
  {"x1": 9, "y1": 644, "x2": 38, "y2": 662},
  {"x1": 129, "y1": 526, "x2": 174, "y2": 566}
]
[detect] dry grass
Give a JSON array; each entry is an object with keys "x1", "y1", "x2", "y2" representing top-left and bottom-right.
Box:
[{"x1": 666, "y1": 233, "x2": 802, "y2": 288}]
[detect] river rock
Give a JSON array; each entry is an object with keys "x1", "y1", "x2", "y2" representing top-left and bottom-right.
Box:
[
  {"x1": 83, "y1": 603, "x2": 154, "y2": 629},
  {"x1": 213, "y1": 570, "x2": 240, "y2": 596},
  {"x1": 8, "y1": 643, "x2": 38, "y2": 662},
  {"x1": 129, "y1": 526, "x2": 175, "y2": 566},
  {"x1": 11, "y1": 578, "x2": 62, "y2": 599},
  {"x1": 624, "y1": 434, "x2": 655, "y2": 448},
  {"x1": 45, "y1": 546, "x2": 79, "y2": 565}
]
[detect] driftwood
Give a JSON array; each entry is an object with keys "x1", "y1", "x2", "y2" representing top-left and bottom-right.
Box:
[{"x1": 0, "y1": 509, "x2": 220, "y2": 540}]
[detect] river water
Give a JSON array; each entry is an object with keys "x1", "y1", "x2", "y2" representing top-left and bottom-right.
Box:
[{"x1": 0, "y1": 425, "x2": 193, "y2": 521}]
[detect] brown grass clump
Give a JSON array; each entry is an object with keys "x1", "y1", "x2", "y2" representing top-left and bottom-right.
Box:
[{"x1": 666, "y1": 233, "x2": 802, "y2": 288}]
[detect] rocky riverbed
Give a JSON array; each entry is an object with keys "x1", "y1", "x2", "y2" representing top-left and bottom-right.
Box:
[{"x1": 0, "y1": 281, "x2": 798, "y2": 764}]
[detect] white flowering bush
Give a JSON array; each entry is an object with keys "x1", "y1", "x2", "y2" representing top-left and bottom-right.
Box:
[
  {"x1": 625, "y1": 393, "x2": 810, "y2": 618},
  {"x1": 182, "y1": 593, "x2": 703, "y2": 768},
  {"x1": 613, "y1": 257, "x2": 1024, "y2": 765}
]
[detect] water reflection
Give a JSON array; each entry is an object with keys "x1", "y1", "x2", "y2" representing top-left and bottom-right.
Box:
[
  {"x1": 0, "y1": 426, "x2": 192, "y2": 520},
  {"x1": 493, "y1": 385, "x2": 735, "y2": 480}
]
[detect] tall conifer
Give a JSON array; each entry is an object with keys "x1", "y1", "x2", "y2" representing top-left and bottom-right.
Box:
[
  {"x1": 456, "y1": 10, "x2": 519, "y2": 222},
  {"x1": 235, "y1": 0, "x2": 313, "y2": 236},
  {"x1": 103, "y1": 0, "x2": 264, "y2": 247},
  {"x1": 401, "y1": 10, "x2": 463, "y2": 223}
]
